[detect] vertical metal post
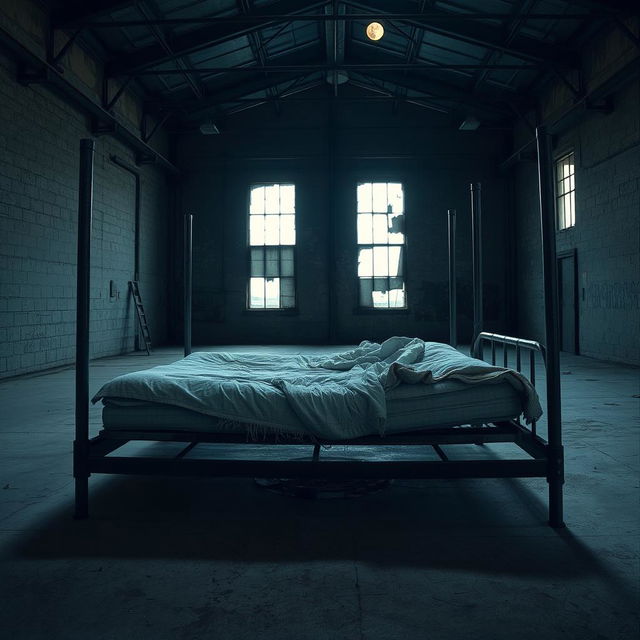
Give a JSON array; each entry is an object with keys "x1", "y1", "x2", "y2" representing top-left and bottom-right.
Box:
[
  {"x1": 184, "y1": 213, "x2": 193, "y2": 357},
  {"x1": 470, "y1": 183, "x2": 483, "y2": 348},
  {"x1": 74, "y1": 139, "x2": 95, "y2": 520},
  {"x1": 447, "y1": 209, "x2": 457, "y2": 347},
  {"x1": 536, "y1": 126, "x2": 565, "y2": 528}
]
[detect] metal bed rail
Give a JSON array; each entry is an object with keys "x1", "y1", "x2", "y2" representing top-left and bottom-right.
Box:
[{"x1": 472, "y1": 331, "x2": 546, "y2": 438}]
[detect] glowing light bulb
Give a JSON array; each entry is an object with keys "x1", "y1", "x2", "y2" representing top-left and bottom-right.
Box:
[{"x1": 366, "y1": 22, "x2": 384, "y2": 41}]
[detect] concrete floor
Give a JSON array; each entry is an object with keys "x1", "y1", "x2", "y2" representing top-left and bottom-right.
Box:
[{"x1": 0, "y1": 345, "x2": 638, "y2": 640}]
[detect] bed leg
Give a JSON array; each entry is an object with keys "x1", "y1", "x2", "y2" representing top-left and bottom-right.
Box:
[
  {"x1": 73, "y1": 441, "x2": 89, "y2": 519},
  {"x1": 548, "y1": 446, "x2": 565, "y2": 528},
  {"x1": 74, "y1": 475, "x2": 89, "y2": 520}
]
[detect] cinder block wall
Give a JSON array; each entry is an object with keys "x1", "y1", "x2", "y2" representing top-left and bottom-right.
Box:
[
  {"x1": 0, "y1": 53, "x2": 171, "y2": 378},
  {"x1": 177, "y1": 98, "x2": 511, "y2": 346},
  {"x1": 512, "y1": 26, "x2": 639, "y2": 366}
]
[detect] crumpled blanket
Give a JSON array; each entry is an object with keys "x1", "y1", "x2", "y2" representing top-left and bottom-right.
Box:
[{"x1": 92, "y1": 337, "x2": 542, "y2": 440}]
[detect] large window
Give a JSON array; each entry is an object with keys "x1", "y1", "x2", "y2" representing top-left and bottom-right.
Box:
[
  {"x1": 356, "y1": 181, "x2": 406, "y2": 309},
  {"x1": 556, "y1": 151, "x2": 575, "y2": 230},
  {"x1": 248, "y1": 183, "x2": 296, "y2": 309}
]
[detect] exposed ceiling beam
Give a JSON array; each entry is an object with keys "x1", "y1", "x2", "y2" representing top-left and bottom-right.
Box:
[
  {"x1": 53, "y1": 1, "x2": 138, "y2": 28},
  {"x1": 127, "y1": 62, "x2": 545, "y2": 75},
  {"x1": 346, "y1": 0, "x2": 580, "y2": 68},
  {"x1": 155, "y1": 71, "x2": 313, "y2": 118},
  {"x1": 562, "y1": 0, "x2": 638, "y2": 13},
  {"x1": 471, "y1": 0, "x2": 537, "y2": 92},
  {"x1": 355, "y1": 68, "x2": 527, "y2": 116},
  {"x1": 106, "y1": 0, "x2": 327, "y2": 77}
]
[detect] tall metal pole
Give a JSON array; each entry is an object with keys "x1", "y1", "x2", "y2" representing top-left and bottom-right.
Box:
[
  {"x1": 184, "y1": 213, "x2": 193, "y2": 357},
  {"x1": 74, "y1": 139, "x2": 95, "y2": 519},
  {"x1": 447, "y1": 209, "x2": 457, "y2": 348},
  {"x1": 470, "y1": 183, "x2": 483, "y2": 348},
  {"x1": 536, "y1": 126, "x2": 564, "y2": 528}
]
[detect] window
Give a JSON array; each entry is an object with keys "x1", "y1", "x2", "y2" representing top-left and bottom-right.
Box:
[
  {"x1": 356, "y1": 181, "x2": 406, "y2": 309},
  {"x1": 248, "y1": 183, "x2": 296, "y2": 309},
  {"x1": 556, "y1": 152, "x2": 575, "y2": 230}
]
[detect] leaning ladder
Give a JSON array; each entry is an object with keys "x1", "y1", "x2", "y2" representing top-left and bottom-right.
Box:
[{"x1": 128, "y1": 281, "x2": 151, "y2": 355}]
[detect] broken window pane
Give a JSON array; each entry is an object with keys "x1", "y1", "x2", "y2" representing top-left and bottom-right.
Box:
[
  {"x1": 358, "y1": 248, "x2": 373, "y2": 277},
  {"x1": 387, "y1": 183, "x2": 404, "y2": 213},
  {"x1": 389, "y1": 246, "x2": 403, "y2": 277},
  {"x1": 356, "y1": 182, "x2": 406, "y2": 309},
  {"x1": 265, "y1": 278, "x2": 280, "y2": 308},
  {"x1": 359, "y1": 279, "x2": 373, "y2": 306}
]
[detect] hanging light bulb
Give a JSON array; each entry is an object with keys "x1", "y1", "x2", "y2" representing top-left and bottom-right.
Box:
[{"x1": 366, "y1": 22, "x2": 384, "y2": 41}]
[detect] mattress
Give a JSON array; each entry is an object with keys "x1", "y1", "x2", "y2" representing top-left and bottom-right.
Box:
[{"x1": 101, "y1": 377, "x2": 522, "y2": 439}]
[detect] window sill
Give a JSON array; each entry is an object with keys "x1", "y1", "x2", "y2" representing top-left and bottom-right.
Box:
[
  {"x1": 243, "y1": 308, "x2": 299, "y2": 316},
  {"x1": 353, "y1": 307, "x2": 411, "y2": 315}
]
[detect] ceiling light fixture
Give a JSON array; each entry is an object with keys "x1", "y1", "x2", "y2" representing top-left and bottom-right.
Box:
[
  {"x1": 365, "y1": 21, "x2": 384, "y2": 41},
  {"x1": 458, "y1": 115, "x2": 480, "y2": 131},
  {"x1": 199, "y1": 121, "x2": 220, "y2": 135}
]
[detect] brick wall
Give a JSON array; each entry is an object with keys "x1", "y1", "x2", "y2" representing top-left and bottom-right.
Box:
[
  {"x1": 0, "y1": 53, "x2": 170, "y2": 378},
  {"x1": 513, "y1": 78, "x2": 640, "y2": 365},
  {"x1": 177, "y1": 99, "x2": 511, "y2": 346}
]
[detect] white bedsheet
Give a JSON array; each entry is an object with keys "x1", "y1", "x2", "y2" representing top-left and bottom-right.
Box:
[{"x1": 92, "y1": 337, "x2": 542, "y2": 440}]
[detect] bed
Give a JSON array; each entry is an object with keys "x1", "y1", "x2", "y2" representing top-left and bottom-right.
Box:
[
  {"x1": 73, "y1": 134, "x2": 564, "y2": 527},
  {"x1": 79, "y1": 333, "x2": 559, "y2": 524}
]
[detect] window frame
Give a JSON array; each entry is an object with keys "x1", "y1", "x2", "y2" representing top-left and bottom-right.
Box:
[
  {"x1": 555, "y1": 150, "x2": 576, "y2": 231},
  {"x1": 245, "y1": 182, "x2": 298, "y2": 312},
  {"x1": 355, "y1": 179, "x2": 409, "y2": 311}
]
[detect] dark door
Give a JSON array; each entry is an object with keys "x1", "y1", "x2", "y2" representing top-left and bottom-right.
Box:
[{"x1": 558, "y1": 252, "x2": 578, "y2": 354}]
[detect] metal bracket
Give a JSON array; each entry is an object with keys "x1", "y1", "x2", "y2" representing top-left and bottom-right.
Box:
[
  {"x1": 552, "y1": 67, "x2": 583, "y2": 101},
  {"x1": 50, "y1": 28, "x2": 83, "y2": 68},
  {"x1": 614, "y1": 16, "x2": 640, "y2": 51},
  {"x1": 142, "y1": 111, "x2": 172, "y2": 144},
  {"x1": 104, "y1": 76, "x2": 133, "y2": 112}
]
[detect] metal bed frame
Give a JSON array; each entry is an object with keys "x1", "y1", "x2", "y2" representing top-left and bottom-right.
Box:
[{"x1": 73, "y1": 128, "x2": 565, "y2": 527}]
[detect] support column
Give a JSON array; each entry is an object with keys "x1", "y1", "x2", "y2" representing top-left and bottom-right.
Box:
[
  {"x1": 448, "y1": 209, "x2": 457, "y2": 348},
  {"x1": 470, "y1": 183, "x2": 483, "y2": 348},
  {"x1": 536, "y1": 126, "x2": 565, "y2": 528},
  {"x1": 74, "y1": 139, "x2": 95, "y2": 520},
  {"x1": 184, "y1": 213, "x2": 193, "y2": 357}
]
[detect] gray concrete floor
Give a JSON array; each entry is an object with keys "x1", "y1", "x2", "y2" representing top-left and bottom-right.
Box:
[{"x1": 0, "y1": 345, "x2": 638, "y2": 640}]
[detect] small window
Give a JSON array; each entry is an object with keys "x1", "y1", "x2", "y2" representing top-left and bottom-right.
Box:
[
  {"x1": 556, "y1": 152, "x2": 575, "y2": 230},
  {"x1": 247, "y1": 183, "x2": 296, "y2": 309},
  {"x1": 356, "y1": 181, "x2": 406, "y2": 309}
]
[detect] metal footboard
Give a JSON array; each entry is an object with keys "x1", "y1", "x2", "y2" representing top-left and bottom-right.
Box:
[{"x1": 472, "y1": 331, "x2": 564, "y2": 527}]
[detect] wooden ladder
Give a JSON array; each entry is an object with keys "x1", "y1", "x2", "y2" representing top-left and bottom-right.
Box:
[{"x1": 128, "y1": 281, "x2": 151, "y2": 355}]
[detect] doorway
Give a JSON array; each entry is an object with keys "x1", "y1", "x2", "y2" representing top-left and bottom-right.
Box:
[{"x1": 557, "y1": 249, "x2": 579, "y2": 354}]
